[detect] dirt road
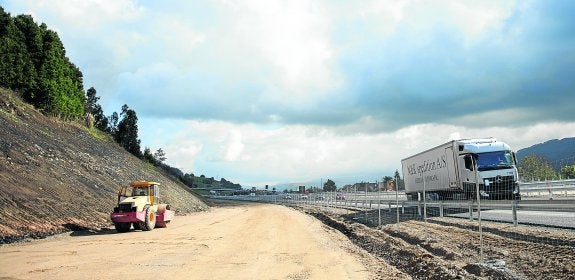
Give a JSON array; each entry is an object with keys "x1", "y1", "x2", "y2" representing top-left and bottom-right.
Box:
[{"x1": 0, "y1": 202, "x2": 373, "y2": 280}]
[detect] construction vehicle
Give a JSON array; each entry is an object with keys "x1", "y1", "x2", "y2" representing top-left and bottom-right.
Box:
[{"x1": 110, "y1": 181, "x2": 175, "y2": 232}]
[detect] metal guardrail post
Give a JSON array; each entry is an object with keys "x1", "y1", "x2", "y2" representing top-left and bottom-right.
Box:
[{"x1": 439, "y1": 201, "x2": 444, "y2": 217}]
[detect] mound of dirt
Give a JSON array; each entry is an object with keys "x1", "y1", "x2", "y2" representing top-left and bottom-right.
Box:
[
  {"x1": 0, "y1": 88, "x2": 208, "y2": 243},
  {"x1": 293, "y1": 205, "x2": 575, "y2": 279}
]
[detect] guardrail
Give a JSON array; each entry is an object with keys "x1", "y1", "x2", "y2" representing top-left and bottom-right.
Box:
[
  {"x1": 519, "y1": 179, "x2": 575, "y2": 198},
  {"x1": 520, "y1": 179, "x2": 575, "y2": 190},
  {"x1": 211, "y1": 191, "x2": 575, "y2": 229}
]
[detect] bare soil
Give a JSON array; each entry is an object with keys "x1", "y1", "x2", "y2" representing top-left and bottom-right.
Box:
[
  {"x1": 0, "y1": 202, "x2": 405, "y2": 280},
  {"x1": 2, "y1": 200, "x2": 574, "y2": 279},
  {"x1": 296, "y1": 205, "x2": 575, "y2": 280}
]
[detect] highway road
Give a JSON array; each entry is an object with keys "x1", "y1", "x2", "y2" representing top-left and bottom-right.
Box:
[
  {"x1": 453, "y1": 209, "x2": 575, "y2": 228},
  {"x1": 227, "y1": 194, "x2": 575, "y2": 229}
]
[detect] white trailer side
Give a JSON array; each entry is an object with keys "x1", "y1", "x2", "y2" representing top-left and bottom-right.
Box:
[{"x1": 401, "y1": 141, "x2": 459, "y2": 196}]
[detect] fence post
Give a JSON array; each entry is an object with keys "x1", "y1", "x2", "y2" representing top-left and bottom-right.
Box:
[
  {"x1": 378, "y1": 181, "x2": 381, "y2": 227},
  {"x1": 469, "y1": 200, "x2": 473, "y2": 220},
  {"x1": 512, "y1": 200, "x2": 518, "y2": 227}
]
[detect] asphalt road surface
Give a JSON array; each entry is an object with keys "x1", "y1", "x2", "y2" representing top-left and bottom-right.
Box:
[{"x1": 0, "y1": 202, "x2": 371, "y2": 280}]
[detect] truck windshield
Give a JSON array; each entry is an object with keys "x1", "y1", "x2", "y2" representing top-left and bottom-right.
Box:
[{"x1": 477, "y1": 151, "x2": 514, "y2": 171}]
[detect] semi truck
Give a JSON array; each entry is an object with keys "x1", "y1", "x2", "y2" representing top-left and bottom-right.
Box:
[{"x1": 401, "y1": 138, "x2": 520, "y2": 200}]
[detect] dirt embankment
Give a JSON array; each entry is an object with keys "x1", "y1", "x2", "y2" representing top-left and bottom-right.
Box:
[
  {"x1": 0, "y1": 88, "x2": 208, "y2": 243},
  {"x1": 295, "y1": 205, "x2": 575, "y2": 280}
]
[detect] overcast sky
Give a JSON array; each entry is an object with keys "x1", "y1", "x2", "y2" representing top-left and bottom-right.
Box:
[{"x1": 3, "y1": 0, "x2": 574, "y2": 188}]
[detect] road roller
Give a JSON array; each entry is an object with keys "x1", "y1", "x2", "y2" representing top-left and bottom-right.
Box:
[{"x1": 110, "y1": 181, "x2": 175, "y2": 232}]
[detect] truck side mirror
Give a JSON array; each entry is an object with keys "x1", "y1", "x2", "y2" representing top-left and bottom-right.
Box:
[{"x1": 464, "y1": 155, "x2": 474, "y2": 171}]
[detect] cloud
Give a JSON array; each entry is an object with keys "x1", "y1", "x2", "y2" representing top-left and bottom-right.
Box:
[
  {"x1": 144, "y1": 118, "x2": 575, "y2": 186},
  {"x1": 325, "y1": 0, "x2": 575, "y2": 130},
  {"x1": 3, "y1": 1, "x2": 574, "y2": 186},
  {"x1": 13, "y1": 0, "x2": 144, "y2": 30},
  {"x1": 7, "y1": 0, "x2": 573, "y2": 131},
  {"x1": 223, "y1": 130, "x2": 245, "y2": 162}
]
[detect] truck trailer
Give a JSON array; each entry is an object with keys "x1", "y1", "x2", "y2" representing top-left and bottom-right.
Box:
[{"x1": 401, "y1": 138, "x2": 520, "y2": 200}]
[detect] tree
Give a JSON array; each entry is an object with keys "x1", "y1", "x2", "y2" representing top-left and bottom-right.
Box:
[
  {"x1": 181, "y1": 173, "x2": 194, "y2": 188},
  {"x1": 0, "y1": 10, "x2": 85, "y2": 119},
  {"x1": 34, "y1": 23, "x2": 84, "y2": 118},
  {"x1": 0, "y1": 11, "x2": 38, "y2": 101},
  {"x1": 107, "y1": 111, "x2": 119, "y2": 134},
  {"x1": 561, "y1": 165, "x2": 575, "y2": 179},
  {"x1": 84, "y1": 87, "x2": 108, "y2": 130},
  {"x1": 143, "y1": 147, "x2": 155, "y2": 164},
  {"x1": 85, "y1": 87, "x2": 98, "y2": 113},
  {"x1": 153, "y1": 148, "x2": 166, "y2": 163},
  {"x1": 519, "y1": 155, "x2": 558, "y2": 181},
  {"x1": 323, "y1": 179, "x2": 336, "y2": 192},
  {"x1": 382, "y1": 176, "x2": 393, "y2": 191},
  {"x1": 115, "y1": 104, "x2": 141, "y2": 157}
]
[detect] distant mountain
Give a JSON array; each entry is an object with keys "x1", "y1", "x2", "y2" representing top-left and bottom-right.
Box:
[{"x1": 517, "y1": 137, "x2": 575, "y2": 170}]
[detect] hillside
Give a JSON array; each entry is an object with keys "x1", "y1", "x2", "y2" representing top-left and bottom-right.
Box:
[
  {"x1": 517, "y1": 137, "x2": 575, "y2": 170},
  {"x1": 0, "y1": 88, "x2": 208, "y2": 243}
]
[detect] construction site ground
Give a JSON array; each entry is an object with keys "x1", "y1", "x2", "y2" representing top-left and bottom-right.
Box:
[
  {"x1": 0, "y1": 201, "x2": 381, "y2": 280},
  {"x1": 1, "y1": 200, "x2": 574, "y2": 280}
]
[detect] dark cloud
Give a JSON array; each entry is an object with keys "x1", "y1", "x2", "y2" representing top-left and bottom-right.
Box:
[
  {"x1": 95, "y1": 1, "x2": 575, "y2": 132},
  {"x1": 312, "y1": 1, "x2": 575, "y2": 131}
]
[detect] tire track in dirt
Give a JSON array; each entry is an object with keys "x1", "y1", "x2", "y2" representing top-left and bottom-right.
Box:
[
  {"x1": 300, "y1": 209, "x2": 479, "y2": 279},
  {"x1": 385, "y1": 220, "x2": 575, "y2": 280}
]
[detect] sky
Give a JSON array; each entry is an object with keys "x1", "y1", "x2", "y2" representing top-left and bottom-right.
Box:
[{"x1": 2, "y1": 0, "x2": 574, "y2": 188}]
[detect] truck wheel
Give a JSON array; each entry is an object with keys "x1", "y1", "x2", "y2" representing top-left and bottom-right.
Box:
[
  {"x1": 114, "y1": 222, "x2": 131, "y2": 233},
  {"x1": 139, "y1": 205, "x2": 156, "y2": 231}
]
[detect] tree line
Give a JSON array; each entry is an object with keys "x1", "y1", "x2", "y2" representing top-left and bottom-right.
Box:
[
  {"x1": 0, "y1": 8, "x2": 224, "y2": 189},
  {"x1": 519, "y1": 154, "x2": 575, "y2": 181},
  {"x1": 292, "y1": 171, "x2": 405, "y2": 194},
  {"x1": 0, "y1": 7, "x2": 84, "y2": 119}
]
